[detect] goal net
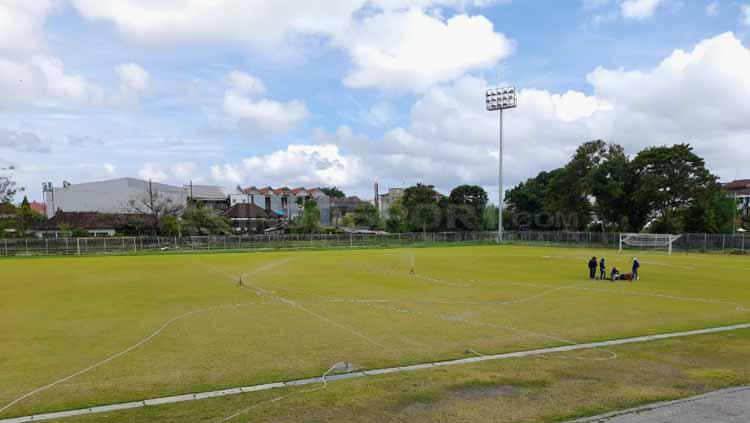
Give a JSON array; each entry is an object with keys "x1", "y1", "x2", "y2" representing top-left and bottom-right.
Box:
[{"x1": 619, "y1": 233, "x2": 682, "y2": 255}]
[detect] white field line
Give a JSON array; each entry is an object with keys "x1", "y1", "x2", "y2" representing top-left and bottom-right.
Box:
[
  {"x1": 0, "y1": 303, "x2": 259, "y2": 416},
  {"x1": 215, "y1": 362, "x2": 342, "y2": 423},
  {"x1": 474, "y1": 279, "x2": 748, "y2": 313},
  {"x1": 201, "y1": 258, "x2": 388, "y2": 349},
  {"x1": 2, "y1": 323, "x2": 750, "y2": 423}
]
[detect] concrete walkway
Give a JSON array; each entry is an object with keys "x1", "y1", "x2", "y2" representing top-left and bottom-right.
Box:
[{"x1": 569, "y1": 385, "x2": 750, "y2": 422}]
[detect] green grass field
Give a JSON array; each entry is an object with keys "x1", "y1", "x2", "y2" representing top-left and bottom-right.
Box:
[{"x1": 1, "y1": 244, "x2": 749, "y2": 422}]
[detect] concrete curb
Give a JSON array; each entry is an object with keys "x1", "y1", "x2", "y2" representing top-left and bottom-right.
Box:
[{"x1": 2, "y1": 323, "x2": 750, "y2": 423}]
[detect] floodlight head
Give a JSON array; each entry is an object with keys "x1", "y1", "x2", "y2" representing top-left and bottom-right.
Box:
[{"x1": 486, "y1": 86, "x2": 517, "y2": 111}]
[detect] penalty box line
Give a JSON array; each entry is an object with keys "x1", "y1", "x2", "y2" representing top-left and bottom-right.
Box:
[{"x1": 3, "y1": 323, "x2": 750, "y2": 423}]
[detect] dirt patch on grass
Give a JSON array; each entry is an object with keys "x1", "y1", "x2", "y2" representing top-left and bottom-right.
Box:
[
  {"x1": 401, "y1": 401, "x2": 435, "y2": 415},
  {"x1": 448, "y1": 384, "x2": 517, "y2": 400}
]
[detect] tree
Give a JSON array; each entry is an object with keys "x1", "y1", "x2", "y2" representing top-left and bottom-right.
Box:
[
  {"x1": 385, "y1": 200, "x2": 408, "y2": 233},
  {"x1": 588, "y1": 143, "x2": 636, "y2": 231},
  {"x1": 402, "y1": 183, "x2": 442, "y2": 232},
  {"x1": 481, "y1": 204, "x2": 499, "y2": 231},
  {"x1": 319, "y1": 187, "x2": 345, "y2": 198},
  {"x1": 631, "y1": 144, "x2": 718, "y2": 233},
  {"x1": 682, "y1": 186, "x2": 735, "y2": 233},
  {"x1": 505, "y1": 170, "x2": 561, "y2": 230},
  {"x1": 160, "y1": 214, "x2": 181, "y2": 236},
  {"x1": 546, "y1": 140, "x2": 611, "y2": 230},
  {"x1": 353, "y1": 202, "x2": 381, "y2": 229},
  {"x1": 128, "y1": 180, "x2": 183, "y2": 229},
  {"x1": 181, "y1": 202, "x2": 231, "y2": 235},
  {"x1": 17, "y1": 196, "x2": 44, "y2": 233},
  {"x1": 291, "y1": 198, "x2": 321, "y2": 234},
  {"x1": 0, "y1": 166, "x2": 23, "y2": 203},
  {"x1": 448, "y1": 185, "x2": 488, "y2": 230}
]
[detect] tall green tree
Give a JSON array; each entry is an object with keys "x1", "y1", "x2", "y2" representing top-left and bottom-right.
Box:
[
  {"x1": 292, "y1": 199, "x2": 321, "y2": 234},
  {"x1": 447, "y1": 185, "x2": 488, "y2": 230},
  {"x1": 588, "y1": 143, "x2": 638, "y2": 231},
  {"x1": 353, "y1": 202, "x2": 381, "y2": 229},
  {"x1": 631, "y1": 144, "x2": 718, "y2": 233},
  {"x1": 17, "y1": 196, "x2": 44, "y2": 233},
  {"x1": 402, "y1": 183, "x2": 442, "y2": 232},
  {"x1": 481, "y1": 204, "x2": 499, "y2": 231},
  {"x1": 385, "y1": 200, "x2": 408, "y2": 233},
  {"x1": 505, "y1": 169, "x2": 562, "y2": 230},
  {"x1": 682, "y1": 186, "x2": 735, "y2": 234},
  {"x1": 546, "y1": 140, "x2": 610, "y2": 230},
  {"x1": 319, "y1": 187, "x2": 345, "y2": 198},
  {"x1": 181, "y1": 202, "x2": 231, "y2": 235}
]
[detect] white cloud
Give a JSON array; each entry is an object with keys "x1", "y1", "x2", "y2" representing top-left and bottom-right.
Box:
[
  {"x1": 741, "y1": 4, "x2": 750, "y2": 25},
  {"x1": 171, "y1": 161, "x2": 204, "y2": 183},
  {"x1": 210, "y1": 144, "x2": 365, "y2": 188},
  {"x1": 223, "y1": 92, "x2": 309, "y2": 134},
  {"x1": 359, "y1": 101, "x2": 396, "y2": 127},
  {"x1": 0, "y1": 2, "x2": 102, "y2": 108},
  {"x1": 68, "y1": 0, "x2": 365, "y2": 48},
  {"x1": 137, "y1": 163, "x2": 168, "y2": 182},
  {"x1": 706, "y1": 1, "x2": 719, "y2": 16},
  {"x1": 222, "y1": 72, "x2": 309, "y2": 133},
  {"x1": 68, "y1": 2, "x2": 511, "y2": 92},
  {"x1": 621, "y1": 0, "x2": 663, "y2": 20},
  {"x1": 0, "y1": 129, "x2": 51, "y2": 153},
  {"x1": 0, "y1": 0, "x2": 57, "y2": 58},
  {"x1": 337, "y1": 8, "x2": 511, "y2": 92},
  {"x1": 311, "y1": 32, "x2": 750, "y2": 196},
  {"x1": 116, "y1": 63, "x2": 150, "y2": 101},
  {"x1": 67, "y1": 0, "x2": 499, "y2": 48},
  {"x1": 0, "y1": 55, "x2": 103, "y2": 108},
  {"x1": 226, "y1": 70, "x2": 266, "y2": 95}
]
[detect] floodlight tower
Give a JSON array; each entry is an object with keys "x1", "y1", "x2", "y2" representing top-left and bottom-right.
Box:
[{"x1": 485, "y1": 85, "x2": 517, "y2": 244}]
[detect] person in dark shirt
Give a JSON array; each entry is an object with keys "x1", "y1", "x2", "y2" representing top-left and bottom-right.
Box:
[
  {"x1": 632, "y1": 257, "x2": 641, "y2": 280},
  {"x1": 588, "y1": 257, "x2": 598, "y2": 280},
  {"x1": 599, "y1": 257, "x2": 606, "y2": 280},
  {"x1": 611, "y1": 267, "x2": 620, "y2": 281}
]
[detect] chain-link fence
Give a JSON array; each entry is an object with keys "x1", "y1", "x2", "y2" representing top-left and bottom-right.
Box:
[{"x1": 0, "y1": 231, "x2": 746, "y2": 257}]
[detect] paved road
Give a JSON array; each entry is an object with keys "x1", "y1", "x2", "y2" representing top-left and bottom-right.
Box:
[{"x1": 570, "y1": 386, "x2": 750, "y2": 422}]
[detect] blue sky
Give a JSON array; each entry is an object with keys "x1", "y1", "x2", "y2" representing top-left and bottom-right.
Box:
[{"x1": 2, "y1": 0, "x2": 750, "y2": 203}]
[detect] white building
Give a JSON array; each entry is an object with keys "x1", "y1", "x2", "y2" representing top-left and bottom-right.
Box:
[{"x1": 43, "y1": 178, "x2": 187, "y2": 218}]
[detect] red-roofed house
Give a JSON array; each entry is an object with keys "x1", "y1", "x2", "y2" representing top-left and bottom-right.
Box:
[
  {"x1": 29, "y1": 201, "x2": 47, "y2": 215},
  {"x1": 229, "y1": 185, "x2": 331, "y2": 225}
]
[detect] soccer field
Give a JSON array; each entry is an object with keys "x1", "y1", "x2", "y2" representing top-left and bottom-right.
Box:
[{"x1": 1, "y1": 244, "x2": 749, "y2": 422}]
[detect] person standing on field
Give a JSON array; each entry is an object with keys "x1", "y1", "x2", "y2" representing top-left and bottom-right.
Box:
[
  {"x1": 588, "y1": 256, "x2": 598, "y2": 280},
  {"x1": 632, "y1": 257, "x2": 641, "y2": 280},
  {"x1": 599, "y1": 257, "x2": 606, "y2": 280}
]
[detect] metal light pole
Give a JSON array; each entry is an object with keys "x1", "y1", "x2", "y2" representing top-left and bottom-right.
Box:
[{"x1": 486, "y1": 86, "x2": 517, "y2": 243}]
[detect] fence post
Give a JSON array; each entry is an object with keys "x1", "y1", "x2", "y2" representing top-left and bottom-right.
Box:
[
  {"x1": 76, "y1": 238, "x2": 81, "y2": 255},
  {"x1": 704, "y1": 233, "x2": 708, "y2": 251},
  {"x1": 3, "y1": 239, "x2": 7, "y2": 256},
  {"x1": 25, "y1": 239, "x2": 28, "y2": 255},
  {"x1": 45, "y1": 238, "x2": 49, "y2": 255}
]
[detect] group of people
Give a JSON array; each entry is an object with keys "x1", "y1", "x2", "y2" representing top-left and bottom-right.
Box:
[{"x1": 587, "y1": 256, "x2": 640, "y2": 281}]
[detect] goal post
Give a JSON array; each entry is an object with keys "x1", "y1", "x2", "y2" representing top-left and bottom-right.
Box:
[{"x1": 619, "y1": 233, "x2": 682, "y2": 255}]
